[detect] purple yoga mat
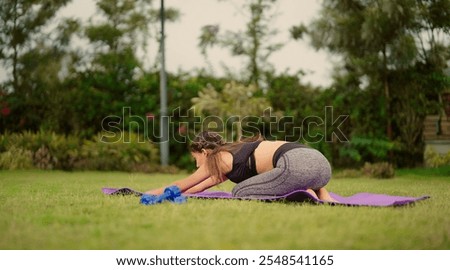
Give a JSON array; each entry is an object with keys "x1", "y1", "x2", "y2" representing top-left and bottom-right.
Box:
[{"x1": 102, "y1": 187, "x2": 430, "y2": 207}]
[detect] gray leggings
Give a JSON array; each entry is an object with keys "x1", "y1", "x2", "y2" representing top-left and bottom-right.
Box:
[{"x1": 231, "y1": 148, "x2": 332, "y2": 197}]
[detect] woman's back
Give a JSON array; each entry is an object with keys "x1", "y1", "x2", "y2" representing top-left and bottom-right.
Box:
[
  {"x1": 220, "y1": 140, "x2": 289, "y2": 176},
  {"x1": 253, "y1": 140, "x2": 288, "y2": 173}
]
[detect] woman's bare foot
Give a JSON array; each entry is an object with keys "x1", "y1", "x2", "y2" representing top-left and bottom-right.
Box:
[
  {"x1": 316, "y1": 187, "x2": 338, "y2": 203},
  {"x1": 305, "y1": 189, "x2": 319, "y2": 200}
]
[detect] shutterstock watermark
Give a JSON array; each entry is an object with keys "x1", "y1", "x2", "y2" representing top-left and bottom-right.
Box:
[{"x1": 100, "y1": 106, "x2": 349, "y2": 144}]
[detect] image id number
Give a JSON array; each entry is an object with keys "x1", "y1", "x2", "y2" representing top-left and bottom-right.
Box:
[{"x1": 259, "y1": 255, "x2": 334, "y2": 266}]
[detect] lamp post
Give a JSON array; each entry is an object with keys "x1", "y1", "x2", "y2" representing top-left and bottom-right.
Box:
[{"x1": 159, "y1": 0, "x2": 169, "y2": 166}]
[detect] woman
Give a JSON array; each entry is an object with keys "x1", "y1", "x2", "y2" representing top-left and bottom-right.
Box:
[{"x1": 145, "y1": 131, "x2": 336, "y2": 202}]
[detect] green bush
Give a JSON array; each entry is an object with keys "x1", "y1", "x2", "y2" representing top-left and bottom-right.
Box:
[
  {"x1": 424, "y1": 147, "x2": 450, "y2": 168},
  {"x1": 75, "y1": 131, "x2": 160, "y2": 172},
  {"x1": 0, "y1": 131, "x2": 81, "y2": 170},
  {"x1": 0, "y1": 146, "x2": 34, "y2": 170},
  {"x1": 0, "y1": 131, "x2": 162, "y2": 172},
  {"x1": 47, "y1": 133, "x2": 81, "y2": 170},
  {"x1": 362, "y1": 162, "x2": 395, "y2": 179},
  {"x1": 339, "y1": 136, "x2": 396, "y2": 164}
]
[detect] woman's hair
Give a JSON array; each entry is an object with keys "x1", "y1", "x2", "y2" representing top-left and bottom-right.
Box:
[
  {"x1": 190, "y1": 131, "x2": 226, "y2": 153},
  {"x1": 190, "y1": 131, "x2": 264, "y2": 182}
]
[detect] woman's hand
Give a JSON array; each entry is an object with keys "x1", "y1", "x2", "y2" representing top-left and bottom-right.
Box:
[{"x1": 144, "y1": 165, "x2": 211, "y2": 195}]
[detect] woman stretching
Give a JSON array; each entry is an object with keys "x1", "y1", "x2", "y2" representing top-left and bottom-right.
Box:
[{"x1": 145, "y1": 131, "x2": 336, "y2": 202}]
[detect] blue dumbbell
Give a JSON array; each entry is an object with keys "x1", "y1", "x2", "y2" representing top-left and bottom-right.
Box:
[
  {"x1": 140, "y1": 186, "x2": 186, "y2": 205},
  {"x1": 164, "y1": 186, "x2": 187, "y2": 204}
]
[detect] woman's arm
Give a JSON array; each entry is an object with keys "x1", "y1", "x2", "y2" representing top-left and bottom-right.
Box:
[
  {"x1": 183, "y1": 177, "x2": 222, "y2": 194},
  {"x1": 144, "y1": 165, "x2": 210, "y2": 195}
]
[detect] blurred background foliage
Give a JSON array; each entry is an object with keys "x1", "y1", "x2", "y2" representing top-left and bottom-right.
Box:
[{"x1": 0, "y1": 0, "x2": 449, "y2": 172}]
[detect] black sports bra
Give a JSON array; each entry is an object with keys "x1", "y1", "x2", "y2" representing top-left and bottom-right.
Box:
[{"x1": 225, "y1": 141, "x2": 262, "y2": 183}]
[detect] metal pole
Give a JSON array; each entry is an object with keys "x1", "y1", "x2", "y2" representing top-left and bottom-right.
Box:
[{"x1": 159, "y1": 0, "x2": 169, "y2": 166}]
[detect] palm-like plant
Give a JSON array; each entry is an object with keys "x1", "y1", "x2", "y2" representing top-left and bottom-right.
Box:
[{"x1": 192, "y1": 81, "x2": 270, "y2": 140}]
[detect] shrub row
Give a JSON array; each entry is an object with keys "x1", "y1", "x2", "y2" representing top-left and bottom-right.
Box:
[
  {"x1": 334, "y1": 162, "x2": 395, "y2": 179},
  {"x1": 424, "y1": 146, "x2": 450, "y2": 168},
  {"x1": 335, "y1": 147, "x2": 450, "y2": 178},
  {"x1": 0, "y1": 131, "x2": 176, "y2": 173}
]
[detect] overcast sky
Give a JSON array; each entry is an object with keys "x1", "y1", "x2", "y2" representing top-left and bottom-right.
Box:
[{"x1": 1, "y1": 0, "x2": 334, "y2": 87}]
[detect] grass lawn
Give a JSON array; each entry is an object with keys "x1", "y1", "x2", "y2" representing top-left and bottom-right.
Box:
[{"x1": 0, "y1": 167, "x2": 449, "y2": 250}]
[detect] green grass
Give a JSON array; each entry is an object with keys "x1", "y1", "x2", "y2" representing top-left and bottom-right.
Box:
[{"x1": 0, "y1": 168, "x2": 449, "y2": 250}]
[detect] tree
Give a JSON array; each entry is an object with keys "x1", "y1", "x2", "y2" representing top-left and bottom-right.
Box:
[
  {"x1": 0, "y1": 0, "x2": 75, "y2": 132},
  {"x1": 198, "y1": 0, "x2": 283, "y2": 89},
  {"x1": 0, "y1": 0, "x2": 71, "y2": 92},
  {"x1": 292, "y1": 0, "x2": 449, "y2": 166},
  {"x1": 69, "y1": 0, "x2": 179, "y2": 136}
]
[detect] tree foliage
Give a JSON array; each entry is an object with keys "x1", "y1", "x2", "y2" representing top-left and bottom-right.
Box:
[
  {"x1": 192, "y1": 81, "x2": 270, "y2": 140},
  {"x1": 0, "y1": 0, "x2": 448, "y2": 170},
  {"x1": 198, "y1": 0, "x2": 283, "y2": 89},
  {"x1": 0, "y1": 0, "x2": 71, "y2": 90},
  {"x1": 292, "y1": 0, "x2": 450, "y2": 166}
]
